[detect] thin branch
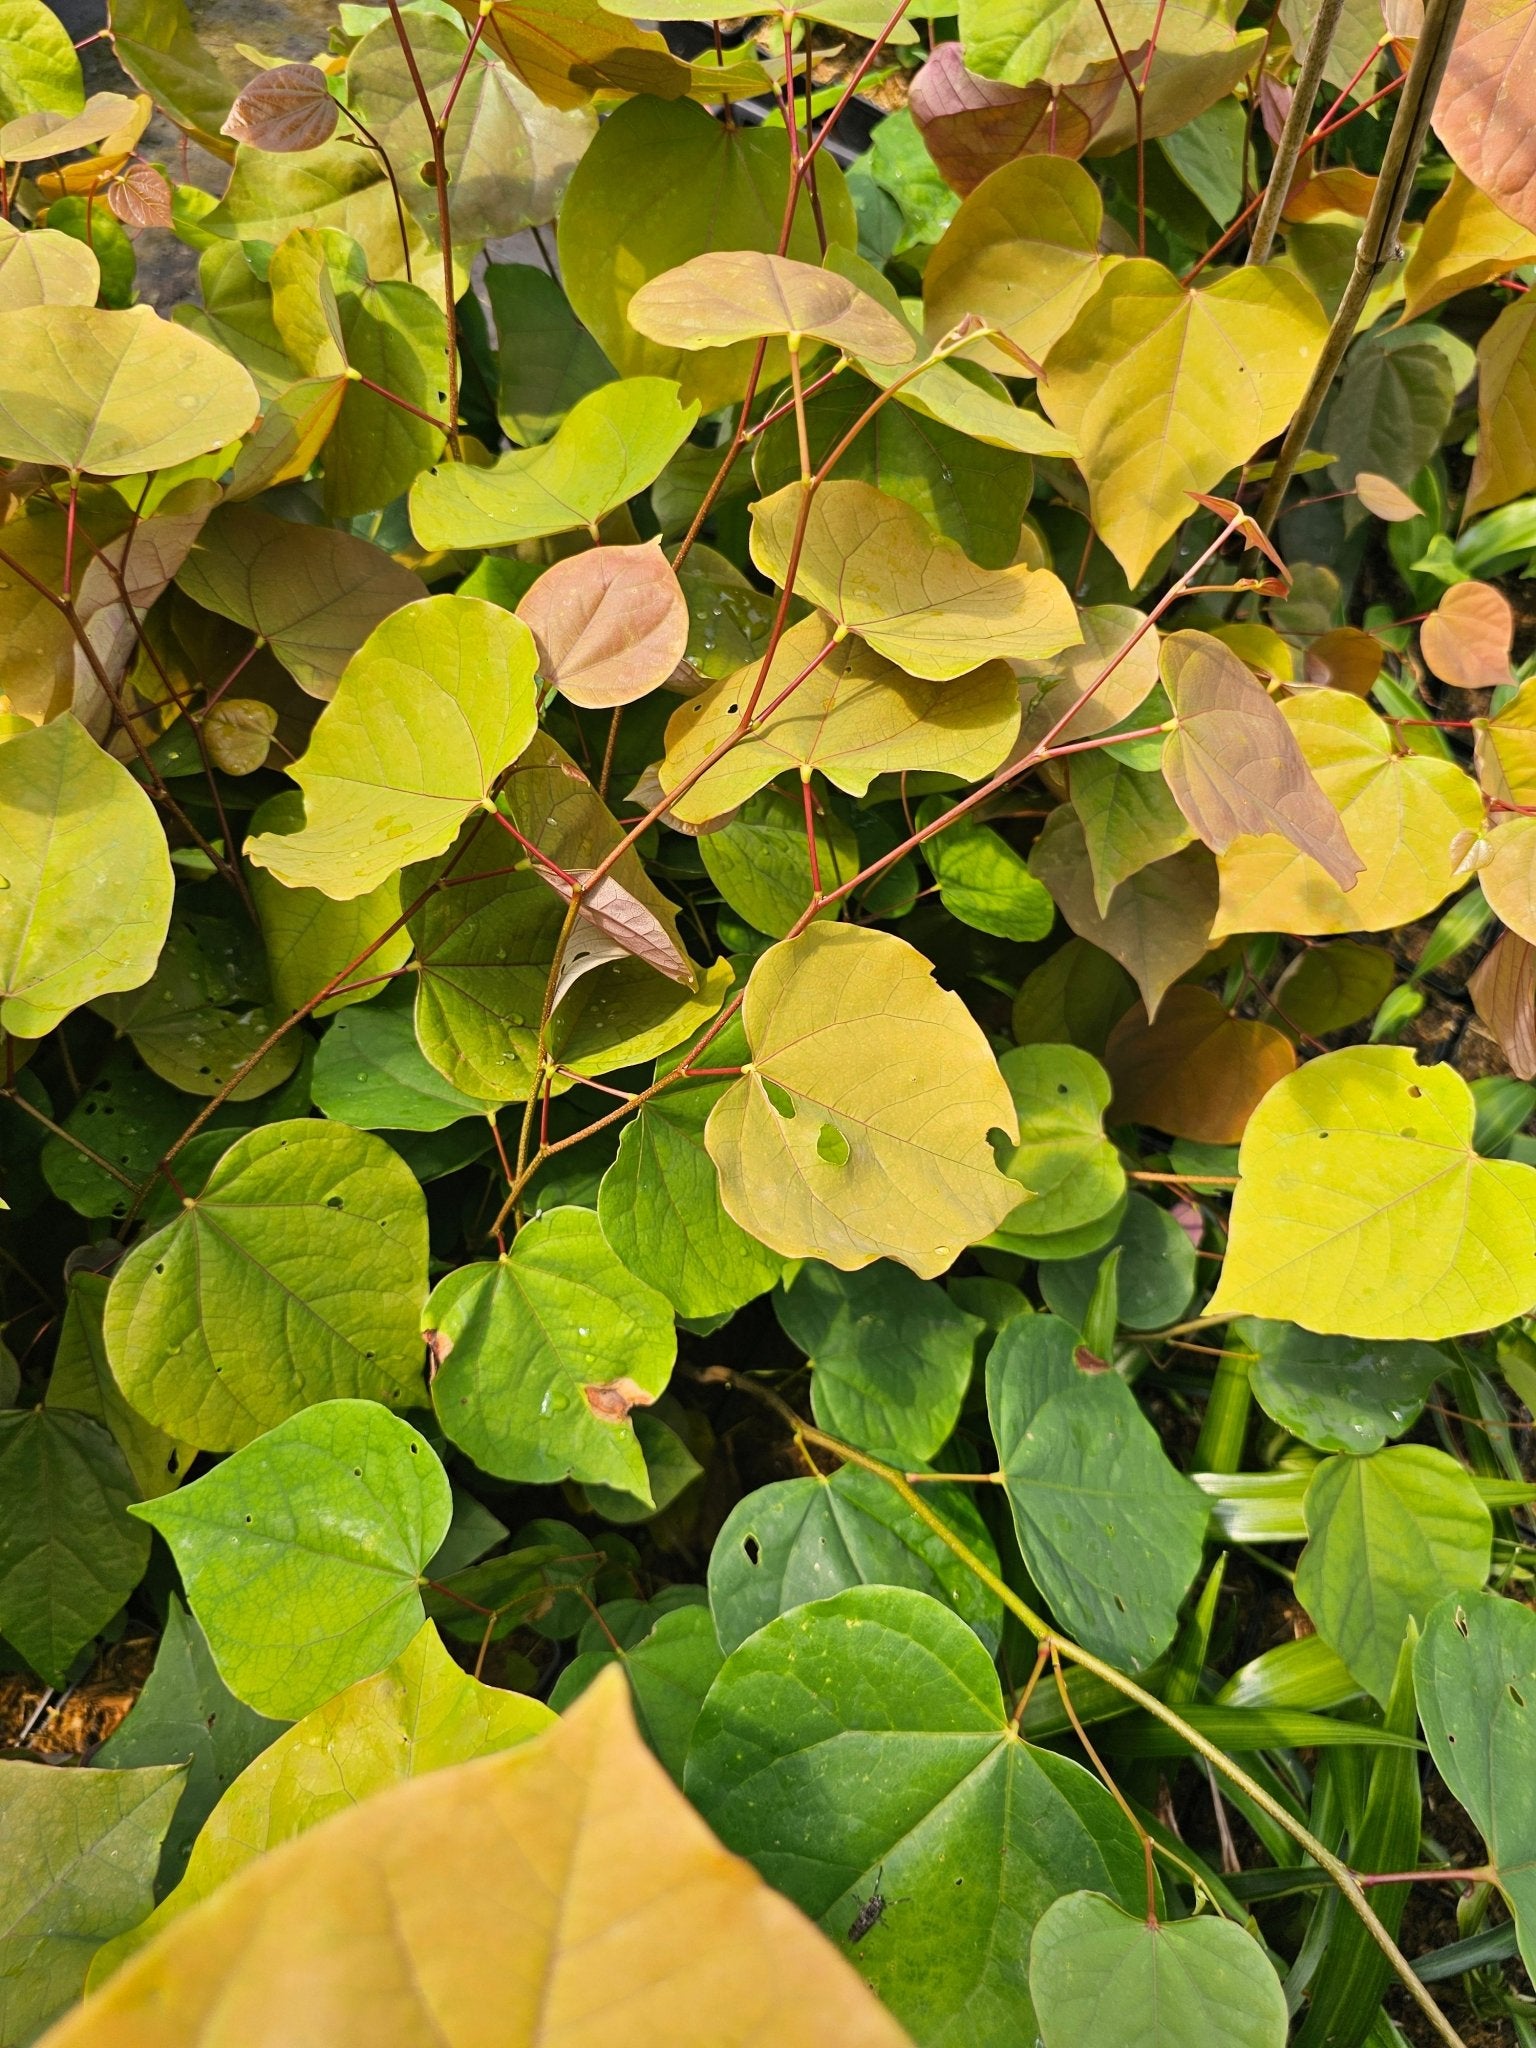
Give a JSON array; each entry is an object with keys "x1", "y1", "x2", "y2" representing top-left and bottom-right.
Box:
[{"x1": 1246, "y1": 0, "x2": 1349, "y2": 265}]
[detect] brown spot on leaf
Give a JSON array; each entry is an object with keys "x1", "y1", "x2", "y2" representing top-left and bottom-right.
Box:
[{"x1": 584, "y1": 1377, "x2": 655, "y2": 1422}]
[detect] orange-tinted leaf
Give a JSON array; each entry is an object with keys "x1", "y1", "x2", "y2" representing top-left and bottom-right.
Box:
[
  {"x1": 517, "y1": 542, "x2": 688, "y2": 708},
  {"x1": 1466, "y1": 292, "x2": 1536, "y2": 517},
  {"x1": 106, "y1": 163, "x2": 172, "y2": 228},
  {"x1": 1421, "y1": 579, "x2": 1515, "y2": 690},
  {"x1": 1354, "y1": 471, "x2": 1423, "y2": 520},
  {"x1": 41, "y1": 1669, "x2": 911, "y2": 2048},
  {"x1": 1160, "y1": 630, "x2": 1363, "y2": 889},
  {"x1": 1304, "y1": 627, "x2": 1383, "y2": 695},
  {"x1": 221, "y1": 63, "x2": 340, "y2": 152},
  {"x1": 1469, "y1": 927, "x2": 1536, "y2": 1079},
  {"x1": 1104, "y1": 984, "x2": 1296, "y2": 1143},
  {"x1": 908, "y1": 41, "x2": 1109, "y2": 194},
  {"x1": 627, "y1": 252, "x2": 915, "y2": 364},
  {"x1": 1433, "y1": 0, "x2": 1536, "y2": 235},
  {"x1": 465, "y1": 0, "x2": 690, "y2": 110},
  {"x1": 1029, "y1": 806, "x2": 1218, "y2": 1020}
]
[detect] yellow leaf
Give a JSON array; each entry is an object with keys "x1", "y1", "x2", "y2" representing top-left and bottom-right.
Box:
[
  {"x1": 922, "y1": 156, "x2": 1114, "y2": 372},
  {"x1": 750, "y1": 480, "x2": 1080, "y2": 681},
  {"x1": 0, "y1": 219, "x2": 98, "y2": 310},
  {"x1": 629, "y1": 251, "x2": 915, "y2": 364},
  {"x1": 43, "y1": 1668, "x2": 911, "y2": 2048},
  {"x1": 659, "y1": 612, "x2": 1020, "y2": 823},
  {"x1": 1014, "y1": 603, "x2": 1160, "y2": 750},
  {"x1": 1401, "y1": 171, "x2": 1536, "y2": 323},
  {"x1": 1466, "y1": 291, "x2": 1536, "y2": 517},
  {"x1": 1476, "y1": 675, "x2": 1536, "y2": 804},
  {"x1": 1211, "y1": 690, "x2": 1482, "y2": 939},
  {"x1": 705, "y1": 925, "x2": 1020, "y2": 1277},
  {"x1": 1209, "y1": 1047, "x2": 1536, "y2": 1339},
  {"x1": 1480, "y1": 815, "x2": 1536, "y2": 944},
  {"x1": 1432, "y1": 0, "x2": 1536, "y2": 237},
  {"x1": 1038, "y1": 259, "x2": 1328, "y2": 583}
]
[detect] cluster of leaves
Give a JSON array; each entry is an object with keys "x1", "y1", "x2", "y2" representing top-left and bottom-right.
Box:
[{"x1": 7, "y1": 0, "x2": 1536, "y2": 2039}]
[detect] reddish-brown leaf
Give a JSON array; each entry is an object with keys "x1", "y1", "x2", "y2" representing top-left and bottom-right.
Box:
[
  {"x1": 518, "y1": 543, "x2": 689, "y2": 710},
  {"x1": 1420, "y1": 579, "x2": 1515, "y2": 690},
  {"x1": 1432, "y1": 0, "x2": 1536, "y2": 235},
  {"x1": 1304, "y1": 627, "x2": 1383, "y2": 696},
  {"x1": 221, "y1": 63, "x2": 340, "y2": 153},
  {"x1": 106, "y1": 163, "x2": 173, "y2": 229},
  {"x1": 908, "y1": 41, "x2": 1103, "y2": 194},
  {"x1": 1160, "y1": 630, "x2": 1363, "y2": 889},
  {"x1": 1103, "y1": 984, "x2": 1297, "y2": 1143},
  {"x1": 1469, "y1": 927, "x2": 1536, "y2": 1079}
]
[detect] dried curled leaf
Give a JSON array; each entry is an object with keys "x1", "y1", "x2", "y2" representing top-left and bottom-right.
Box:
[
  {"x1": 220, "y1": 61, "x2": 339, "y2": 151},
  {"x1": 517, "y1": 541, "x2": 688, "y2": 708},
  {"x1": 705, "y1": 924, "x2": 1020, "y2": 1277},
  {"x1": 628, "y1": 251, "x2": 915, "y2": 364}
]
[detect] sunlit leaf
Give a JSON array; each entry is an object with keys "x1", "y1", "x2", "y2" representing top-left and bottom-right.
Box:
[
  {"x1": 0, "y1": 217, "x2": 98, "y2": 308},
  {"x1": 0, "y1": 0, "x2": 84, "y2": 123},
  {"x1": 961, "y1": 0, "x2": 1246, "y2": 91},
  {"x1": 1038, "y1": 261, "x2": 1328, "y2": 583},
  {"x1": 517, "y1": 540, "x2": 687, "y2": 707},
  {"x1": 1420, "y1": 577, "x2": 1516, "y2": 690},
  {"x1": 698, "y1": 785, "x2": 858, "y2": 938},
  {"x1": 1209, "y1": 690, "x2": 1482, "y2": 940},
  {"x1": 248, "y1": 791, "x2": 414, "y2": 1019},
  {"x1": 1029, "y1": 1893, "x2": 1287, "y2": 2048},
  {"x1": 1466, "y1": 291, "x2": 1536, "y2": 516},
  {"x1": 1478, "y1": 815, "x2": 1536, "y2": 945},
  {"x1": 409, "y1": 376, "x2": 698, "y2": 550},
  {"x1": 0, "y1": 718, "x2": 173, "y2": 1039},
  {"x1": 1475, "y1": 675, "x2": 1536, "y2": 804},
  {"x1": 751, "y1": 479, "x2": 1080, "y2": 680},
  {"x1": 909, "y1": 41, "x2": 1113, "y2": 195},
  {"x1": 427, "y1": 1205, "x2": 676, "y2": 1501},
  {"x1": 630, "y1": 251, "x2": 914, "y2": 364},
  {"x1": 244, "y1": 595, "x2": 538, "y2": 901},
  {"x1": 1402, "y1": 170, "x2": 1536, "y2": 322},
  {"x1": 1209, "y1": 1046, "x2": 1536, "y2": 1339},
  {"x1": 107, "y1": 0, "x2": 233, "y2": 153},
  {"x1": 1433, "y1": 0, "x2": 1536, "y2": 236},
  {"x1": 221, "y1": 60, "x2": 337, "y2": 150},
  {"x1": 71, "y1": 479, "x2": 218, "y2": 732},
  {"x1": 0, "y1": 303, "x2": 257, "y2": 474},
  {"x1": 104, "y1": 1120, "x2": 429, "y2": 1451},
  {"x1": 47, "y1": 1271, "x2": 192, "y2": 1501},
  {"x1": 1297, "y1": 1446, "x2": 1491, "y2": 1702},
  {"x1": 1104, "y1": 985, "x2": 1295, "y2": 1143},
  {"x1": 686, "y1": 1585, "x2": 1147, "y2": 2042},
  {"x1": 705, "y1": 924, "x2": 1020, "y2": 1277},
  {"x1": 49, "y1": 1668, "x2": 910, "y2": 2048},
  {"x1": 0, "y1": 90, "x2": 139, "y2": 162},
  {"x1": 462, "y1": 0, "x2": 691, "y2": 110},
  {"x1": 133, "y1": 1401, "x2": 450, "y2": 1719}
]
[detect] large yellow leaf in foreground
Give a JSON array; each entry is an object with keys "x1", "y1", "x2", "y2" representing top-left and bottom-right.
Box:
[
  {"x1": 1039, "y1": 260, "x2": 1327, "y2": 583},
  {"x1": 42, "y1": 1668, "x2": 911, "y2": 2048},
  {"x1": 1211, "y1": 690, "x2": 1481, "y2": 939},
  {"x1": 1209, "y1": 1048, "x2": 1536, "y2": 1340}
]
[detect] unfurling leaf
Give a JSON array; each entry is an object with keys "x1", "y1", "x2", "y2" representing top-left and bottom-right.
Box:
[
  {"x1": 1421, "y1": 579, "x2": 1516, "y2": 690},
  {"x1": 1209, "y1": 1047, "x2": 1536, "y2": 1339},
  {"x1": 220, "y1": 61, "x2": 338, "y2": 151},
  {"x1": 750, "y1": 479, "x2": 1080, "y2": 680},
  {"x1": 517, "y1": 540, "x2": 688, "y2": 707},
  {"x1": 705, "y1": 924, "x2": 1020, "y2": 1276},
  {"x1": 1104, "y1": 985, "x2": 1296, "y2": 1143},
  {"x1": 1160, "y1": 630, "x2": 1362, "y2": 889},
  {"x1": 244, "y1": 595, "x2": 539, "y2": 900},
  {"x1": 629, "y1": 250, "x2": 915, "y2": 364}
]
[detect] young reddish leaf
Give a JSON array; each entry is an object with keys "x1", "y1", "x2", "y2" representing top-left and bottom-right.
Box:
[
  {"x1": 220, "y1": 62, "x2": 340, "y2": 152},
  {"x1": 908, "y1": 41, "x2": 1113, "y2": 194},
  {"x1": 1421, "y1": 580, "x2": 1516, "y2": 690},
  {"x1": 517, "y1": 542, "x2": 688, "y2": 708},
  {"x1": 1470, "y1": 928, "x2": 1536, "y2": 1079},
  {"x1": 1354, "y1": 471, "x2": 1423, "y2": 521},
  {"x1": 1160, "y1": 630, "x2": 1363, "y2": 889},
  {"x1": 1103, "y1": 985, "x2": 1297, "y2": 1144},
  {"x1": 1303, "y1": 627, "x2": 1383, "y2": 695},
  {"x1": 106, "y1": 162, "x2": 172, "y2": 228},
  {"x1": 536, "y1": 866, "x2": 695, "y2": 986},
  {"x1": 627, "y1": 251, "x2": 915, "y2": 365},
  {"x1": 1432, "y1": 0, "x2": 1536, "y2": 235}
]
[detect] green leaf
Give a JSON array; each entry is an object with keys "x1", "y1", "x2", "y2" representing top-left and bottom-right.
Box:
[
  {"x1": 0, "y1": 1760, "x2": 184, "y2": 2046},
  {"x1": 0, "y1": 718, "x2": 173, "y2": 1039},
  {"x1": 0, "y1": 1408, "x2": 151, "y2": 1686},
  {"x1": 1029, "y1": 1892, "x2": 1287, "y2": 2048},
  {"x1": 0, "y1": 304, "x2": 256, "y2": 475},
  {"x1": 1270, "y1": 940, "x2": 1396, "y2": 1037},
  {"x1": 550, "y1": 1603, "x2": 722, "y2": 1781},
  {"x1": 94, "y1": 1598, "x2": 287, "y2": 1891},
  {"x1": 707, "y1": 1463, "x2": 1003, "y2": 1654},
  {"x1": 1071, "y1": 751, "x2": 1194, "y2": 915},
  {"x1": 1039, "y1": 1194, "x2": 1198, "y2": 1334},
  {"x1": 776, "y1": 1259, "x2": 983, "y2": 1463},
  {"x1": 1322, "y1": 333, "x2": 1457, "y2": 502},
  {"x1": 705, "y1": 924, "x2": 1021, "y2": 1277},
  {"x1": 558, "y1": 94, "x2": 853, "y2": 414},
  {"x1": 1209, "y1": 1047, "x2": 1536, "y2": 1340},
  {"x1": 204, "y1": 137, "x2": 436, "y2": 297},
  {"x1": 697, "y1": 786, "x2": 859, "y2": 939},
  {"x1": 0, "y1": 0, "x2": 84, "y2": 122},
  {"x1": 961, "y1": 0, "x2": 1243, "y2": 88},
  {"x1": 244, "y1": 594, "x2": 539, "y2": 902},
  {"x1": 987, "y1": 1314, "x2": 1207, "y2": 1669},
  {"x1": 925, "y1": 817, "x2": 1056, "y2": 940},
  {"x1": 175, "y1": 506, "x2": 426, "y2": 698},
  {"x1": 427, "y1": 1206, "x2": 677, "y2": 1501},
  {"x1": 1297, "y1": 1446, "x2": 1491, "y2": 1704},
  {"x1": 92, "y1": 1618, "x2": 550, "y2": 1976},
  {"x1": 485, "y1": 260, "x2": 614, "y2": 445},
  {"x1": 410, "y1": 375, "x2": 697, "y2": 550},
  {"x1": 107, "y1": 0, "x2": 233, "y2": 150},
  {"x1": 133, "y1": 1400, "x2": 451, "y2": 1719},
  {"x1": 751, "y1": 479, "x2": 1081, "y2": 681},
  {"x1": 312, "y1": 982, "x2": 486, "y2": 1132},
  {"x1": 1240, "y1": 1319, "x2": 1445, "y2": 1454},
  {"x1": 1415, "y1": 1590, "x2": 1536, "y2": 1980},
  {"x1": 1012, "y1": 937, "x2": 1136, "y2": 1061},
  {"x1": 597, "y1": 1046, "x2": 783, "y2": 1320},
  {"x1": 989, "y1": 1043, "x2": 1126, "y2": 1252},
  {"x1": 104, "y1": 1119, "x2": 428, "y2": 1452},
  {"x1": 47, "y1": 1270, "x2": 193, "y2": 1500},
  {"x1": 685, "y1": 1585, "x2": 1149, "y2": 2043}
]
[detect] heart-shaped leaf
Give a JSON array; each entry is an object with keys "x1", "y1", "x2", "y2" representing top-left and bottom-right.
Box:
[
  {"x1": 989, "y1": 1042, "x2": 1126, "y2": 1253},
  {"x1": 1466, "y1": 290, "x2": 1536, "y2": 516},
  {"x1": 630, "y1": 250, "x2": 915, "y2": 363},
  {"x1": 1421, "y1": 578, "x2": 1516, "y2": 690},
  {"x1": 517, "y1": 541, "x2": 687, "y2": 707},
  {"x1": 0, "y1": 216, "x2": 99, "y2": 308},
  {"x1": 1432, "y1": 0, "x2": 1536, "y2": 236},
  {"x1": 220, "y1": 60, "x2": 337, "y2": 149},
  {"x1": 133, "y1": 1401, "x2": 451, "y2": 1719},
  {"x1": 1209, "y1": 1046, "x2": 1536, "y2": 1339}
]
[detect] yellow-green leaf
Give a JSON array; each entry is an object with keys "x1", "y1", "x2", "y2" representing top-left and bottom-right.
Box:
[
  {"x1": 629, "y1": 250, "x2": 915, "y2": 363},
  {"x1": 705, "y1": 924, "x2": 1020, "y2": 1277},
  {"x1": 1466, "y1": 291, "x2": 1536, "y2": 517},
  {"x1": 0, "y1": 217, "x2": 98, "y2": 309},
  {"x1": 1209, "y1": 1047, "x2": 1536, "y2": 1339}
]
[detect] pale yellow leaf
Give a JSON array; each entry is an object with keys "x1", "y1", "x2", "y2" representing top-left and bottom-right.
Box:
[{"x1": 1401, "y1": 170, "x2": 1536, "y2": 322}]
